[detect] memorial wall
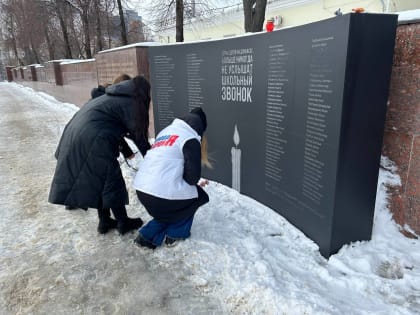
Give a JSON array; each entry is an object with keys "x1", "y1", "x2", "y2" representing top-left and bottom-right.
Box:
[{"x1": 157, "y1": 14, "x2": 398, "y2": 257}]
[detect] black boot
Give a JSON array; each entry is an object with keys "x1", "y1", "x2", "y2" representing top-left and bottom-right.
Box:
[
  {"x1": 97, "y1": 208, "x2": 117, "y2": 234},
  {"x1": 134, "y1": 234, "x2": 156, "y2": 249},
  {"x1": 65, "y1": 205, "x2": 88, "y2": 210},
  {"x1": 97, "y1": 218, "x2": 118, "y2": 234},
  {"x1": 111, "y1": 206, "x2": 143, "y2": 235},
  {"x1": 117, "y1": 218, "x2": 143, "y2": 235}
]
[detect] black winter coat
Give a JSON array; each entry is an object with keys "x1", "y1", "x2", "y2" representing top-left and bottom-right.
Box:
[
  {"x1": 48, "y1": 80, "x2": 150, "y2": 209},
  {"x1": 90, "y1": 85, "x2": 134, "y2": 159},
  {"x1": 90, "y1": 85, "x2": 106, "y2": 99}
]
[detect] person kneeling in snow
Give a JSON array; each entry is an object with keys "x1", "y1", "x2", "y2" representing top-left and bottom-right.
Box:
[{"x1": 133, "y1": 107, "x2": 211, "y2": 249}]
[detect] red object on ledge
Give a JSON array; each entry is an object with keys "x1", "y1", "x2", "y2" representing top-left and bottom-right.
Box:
[
  {"x1": 352, "y1": 7, "x2": 365, "y2": 13},
  {"x1": 266, "y1": 19, "x2": 274, "y2": 32}
]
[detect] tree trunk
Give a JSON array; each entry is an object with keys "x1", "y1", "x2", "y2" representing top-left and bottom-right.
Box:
[
  {"x1": 81, "y1": 11, "x2": 92, "y2": 58},
  {"x1": 56, "y1": 1, "x2": 73, "y2": 59},
  {"x1": 8, "y1": 16, "x2": 23, "y2": 65},
  {"x1": 23, "y1": 46, "x2": 32, "y2": 64},
  {"x1": 29, "y1": 37, "x2": 40, "y2": 64},
  {"x1": 104, "y1": 0, "x2": 115, "y2": 48},
  {"x1": 11, "y1": 35, "x2": 23, "y2": 65},
  {"x1": 106, "y1": 11, "x2": 112, "y2": 48},
  {"x1": 243, "y1": 0, "x2": 267, "y2": 32},
  {"x1": 69, "y1": 16, "x2": 84, "y2": 58},
  {"x1": 94, "y1": 0, "x2": 103, "y2": 52},
  {"x1": 64, "y1": 0, "x2": 92, "y2": 58},
  {"x1": 252, "y1": 0, "x2": 267, "y2": 31},
  {"x1": 116, "y1": 0, "x2": 128, "y2": 45},
  {"x1": 44, "y1": 26, "x2": 55, "y2": 60},
  {"x1": 175, "y1": 0, "x2": 184, "y2": 42}
]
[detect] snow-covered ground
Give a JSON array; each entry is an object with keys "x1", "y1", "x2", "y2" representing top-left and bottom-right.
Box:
[{"x1": 0, "y1": 81, "x2": 419, "y2": 314}]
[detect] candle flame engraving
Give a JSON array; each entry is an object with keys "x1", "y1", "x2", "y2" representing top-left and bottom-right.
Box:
[
  {"x1": 231, "y1": 124, "x2": 241, "y2": 192},
  {"x1": 233, "y1": 124, "x2": 240, "y2": 147}
]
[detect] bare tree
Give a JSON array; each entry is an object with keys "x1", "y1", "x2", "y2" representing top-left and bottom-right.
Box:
[
  {"x1": 36, "y1": 1, "x2": 57, "y2": 60},
  {"x1": 65, "y1": 0, "x2": 93, "y2": 58},
  {"x1": 53, "y1": 0, "x2": 114, "y2": 57},
  {"x1": 69, "y1": 13, "x2": 84, "y2": 57},
  {"x1": 1, "y1": 0, "x2": 20, "y2": 65},
  {"x1": 25, "y1": 1, "x2": 45, "y2": 63},
  {"x1": 44, "y1": 25, "x2": 55, "y2": 60},
  {"x1": 102, "y1": 0, "x2": 116, "y2": 48},
  {"x1": 243, "y1": 0, "x2": 267, "y2": 32},
  {"x1": 32, "y1": 0, "x2": 80, "y2": 60},
  {"x1": 116, "y1": 0, "x2": 128, "y2": 45},
  {"x1": 143, "y1": 0, "x2": 220, "y2": 42},
  {"x1": 1, "y1": 0, "x2": 46, "y2": 64},
  {"x1": 93, "y1": 0, "x2": 103, "y2": 51},
  {"x1": 54, "y1": 0, "x2": 74, "y2": 58},
  {"x1": 0, "y1": 0, "x2": 146, "y2": 65},
  {"x1": 104, "y1": 0, "x2": 113, "y2": 48},
  {"x1": 79, "y1": 0, "x2": 93, "y2": 58},
  {"x1": 1, "y1": 0, "x2": 77, "y2": 63},
  {"x1": 175, "y1": 0, "x2": 183, "y2": 42},
  {"x1": 2, "y1": 11, "x2": 22, "y2": 65}
]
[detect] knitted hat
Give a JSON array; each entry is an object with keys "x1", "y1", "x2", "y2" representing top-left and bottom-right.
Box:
[{"x1": 190, "y1": 107, "x2": 207, "y2": 133}]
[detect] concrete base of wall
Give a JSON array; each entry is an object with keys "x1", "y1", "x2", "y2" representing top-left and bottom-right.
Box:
[{"x1": 19, "y1": 81, "x2": 96, "y2": 108}]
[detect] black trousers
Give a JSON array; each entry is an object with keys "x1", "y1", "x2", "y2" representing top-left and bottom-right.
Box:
[
  {"x1": 97, "y1": 204, "x2": 128, "y2": 222},
  {"x1": 136, "y1": 185, "x2": 209, "y2": 224}
]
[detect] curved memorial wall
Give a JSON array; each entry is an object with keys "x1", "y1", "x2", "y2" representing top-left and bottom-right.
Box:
[{"x1": 148, "y1": 13, "x2": 398, "y2": 258}]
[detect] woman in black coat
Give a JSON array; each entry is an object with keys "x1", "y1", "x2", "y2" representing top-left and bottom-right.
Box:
[
  {"x1": 65, "y1": 73, "x2": 134, "y2": 212},
  {"x1": 49, "y1": 76, "x2": 151, "y2": 235}
]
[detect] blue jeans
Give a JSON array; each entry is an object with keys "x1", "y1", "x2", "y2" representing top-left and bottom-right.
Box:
[{"x1": 139, "y1": 215, "x2": 194, "y2": 246}]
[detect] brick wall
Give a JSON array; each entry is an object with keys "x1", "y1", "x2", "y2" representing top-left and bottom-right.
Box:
[
  {"x1": 96, "y1": 46, "x2": 150, "y2": 85},
  {"x1": 382, "y1": 21, "x2": 420, "y2": 235}
]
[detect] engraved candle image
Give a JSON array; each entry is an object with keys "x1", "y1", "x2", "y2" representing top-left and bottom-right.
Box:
[{"x1": 231, "y1": 124, "x2": 241, "y2": 192}]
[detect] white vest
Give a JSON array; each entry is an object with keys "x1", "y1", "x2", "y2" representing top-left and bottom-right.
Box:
[{"x1": 133, "y1": 119, "x2": 201, "y2": 200}]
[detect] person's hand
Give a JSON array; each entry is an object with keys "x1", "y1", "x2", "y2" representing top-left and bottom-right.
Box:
[{"x1": 198, "y1": 178, "x2": 209, "y2": 187}]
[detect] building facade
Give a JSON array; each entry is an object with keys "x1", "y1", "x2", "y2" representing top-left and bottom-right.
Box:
[{"x1": 157, "y1": 0, "x2": 420, "y2": 43}]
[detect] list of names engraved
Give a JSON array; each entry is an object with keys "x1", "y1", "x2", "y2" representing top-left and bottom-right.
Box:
[
  {"x1": 264, "y1": 44, "x2": 291, "y2": 184},
  {"x1": 302, "y1": 36, "x2": 334, "y2": 204},
  {"x1": 186, "y1": 53, "x2": 204, "y2": 110},
  {"x1": 152, "y1": 55, "x2": 176, "y2": 128}
]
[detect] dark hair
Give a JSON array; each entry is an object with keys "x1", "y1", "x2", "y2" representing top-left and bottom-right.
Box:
[
  {"x1": 190, "y1": 107, "x2": 207, "y2": 133},
  {"x1": 132, "y1": 75, "x2": 151, "y2": 142}
]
